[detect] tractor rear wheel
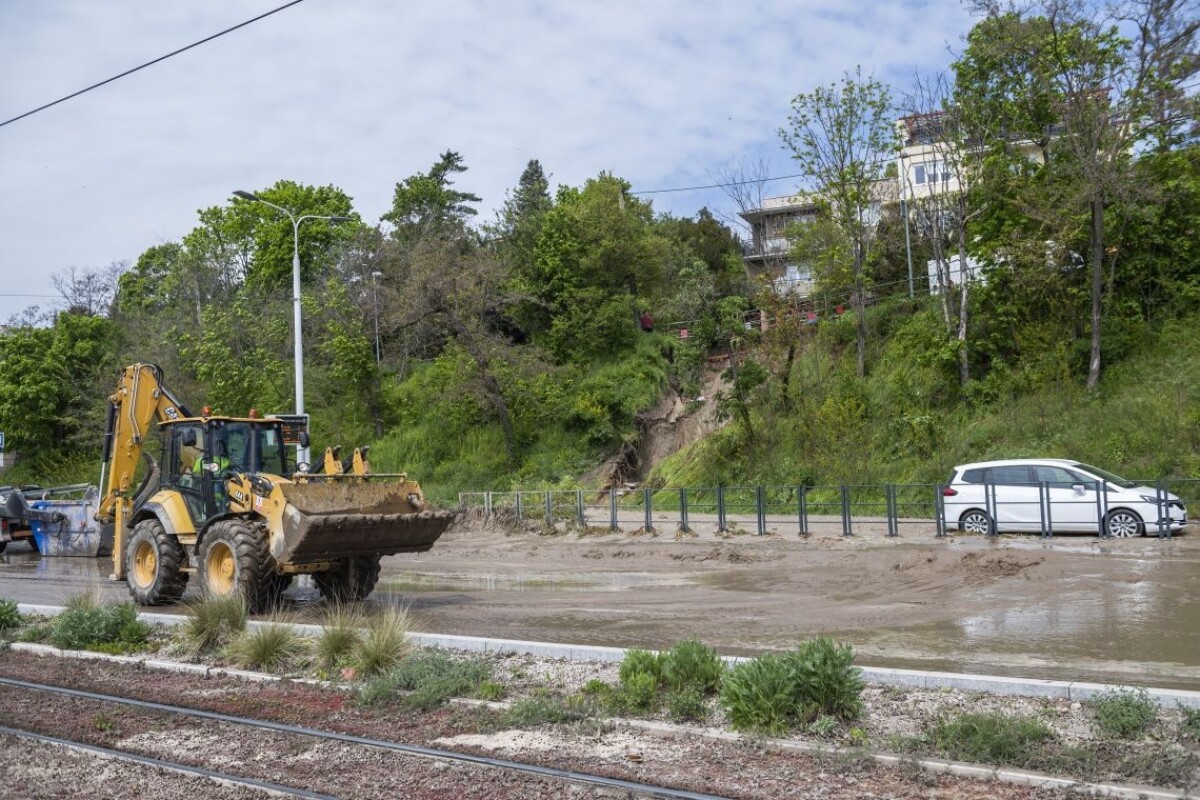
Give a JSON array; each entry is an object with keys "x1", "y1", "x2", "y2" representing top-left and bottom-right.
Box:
[
  {"x1": 198, "y1": 518, "x2": 279, "y2": 613},
  {"x1": 125, "y1": 519, "x2": 188, "y2": 605},
  {"x1": 314, "y1": 555, "x2": 382, "y2": 603}
]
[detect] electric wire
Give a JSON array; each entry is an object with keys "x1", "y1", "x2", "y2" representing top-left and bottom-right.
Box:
[
  {"x1": 0, "y1": 0, "x2": 306, "y2": 129},
  {"x1": 0, "y1": 676, "x2": 734, "y2": 800}
]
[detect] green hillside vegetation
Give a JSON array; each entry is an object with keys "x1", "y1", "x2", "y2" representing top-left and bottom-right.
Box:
[{"x1": 1, "y1": 6, "x2": 1197, "y2": 506}]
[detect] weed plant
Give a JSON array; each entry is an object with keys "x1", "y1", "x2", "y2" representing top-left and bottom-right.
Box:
[
  {"x1": 181, "y1": 595, "x2": 247, "y2": 656},
  {"x1": 349, "y1": 607, "x2": 411, "y2": 677},
  {"x1": 316, "y1": 604, "x2": 364, "y2": 669},
  {"x1": 1088, "y1": 688, "x2": 1157, "y2": 738},
  {"x1": 665, "y1": 685, "x2": 708, "y2": 722},
  {"x1": 502, "y1": 692, "x2": 595, "y2": 728},
  {"x1": 1178, "y1": 704, "x2": 1200, "y2": 740},
  {"x1": 929, "y1": 712, "x2": 1054, "y2": 765},
  {"x1": 620, "y1": 671, "x2": 659, "y2": 712},
  {"x1": 356, "y1": 648, "x2": 491, "y2": 710},
  {"x1": 48, "y1": 602, "x2": 151, "y2": 653},
  {"x1": 0, "y1": 598, "x2": 20, "y2": 634},
  {"x1": 226, "y1": 620, "x2": 306, "y2": 672}
]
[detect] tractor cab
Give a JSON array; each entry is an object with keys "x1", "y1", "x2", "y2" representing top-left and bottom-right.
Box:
[{"x1": 161, "y1": 416, "x2": 291, "y2": 525}]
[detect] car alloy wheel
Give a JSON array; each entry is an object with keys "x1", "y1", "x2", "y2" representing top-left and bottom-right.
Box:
[
  {"x1": 960, "y1": 510, "x2": 992, "y2": 535},
  {"x1": 1105, "y1": 510, "x2": 1142, "y2": 538}
]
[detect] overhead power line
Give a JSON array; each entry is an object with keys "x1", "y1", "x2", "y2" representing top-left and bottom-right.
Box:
[
  {"x1": 631, "y1": 173, "x2": 806, "y2": 196},
  {"x1": 0, "y1": 0, "x2": 306, "y2": 129}
]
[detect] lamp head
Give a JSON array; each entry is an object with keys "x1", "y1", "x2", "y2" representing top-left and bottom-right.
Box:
[{"x1": 233, "y1": 190, "x2": 260, "y2": 202}]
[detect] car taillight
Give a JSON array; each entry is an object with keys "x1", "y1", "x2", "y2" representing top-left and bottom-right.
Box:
[{"x1": 942, "y1": 487, "x2": 958, "y2": 497}]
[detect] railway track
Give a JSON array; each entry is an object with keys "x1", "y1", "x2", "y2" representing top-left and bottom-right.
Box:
[{"x1": 0, "y1": 676, "x2": 732, "y2": 800}]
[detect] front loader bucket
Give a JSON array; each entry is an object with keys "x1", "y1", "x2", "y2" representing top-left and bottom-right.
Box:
[{"x1": 276, "y1": 481, "x2": 454, "y2": 565}]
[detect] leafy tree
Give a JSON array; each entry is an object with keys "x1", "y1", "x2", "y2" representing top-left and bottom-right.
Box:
[
  {"x1": 383, "y1": 151, "x2": 481, "y2": 246},
  {"x1": 493, "y1": 159, "x2": 553, "y2": 274},
  {"x1": 780, "y1": 68, "x2": 894, "y2": 377}
]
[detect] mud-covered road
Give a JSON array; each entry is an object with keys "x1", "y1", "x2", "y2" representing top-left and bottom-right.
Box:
[{"x1": 2, "y1": 521, "x2": 1198, "y2": 689}]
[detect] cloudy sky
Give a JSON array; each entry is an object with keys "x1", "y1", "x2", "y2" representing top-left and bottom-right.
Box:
[{"x1": 0, "y1": 0, "x2": 976, "y2": 321}]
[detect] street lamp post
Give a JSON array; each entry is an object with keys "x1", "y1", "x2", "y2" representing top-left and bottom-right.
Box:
[
  {"x1": 370, "y1": 271, "x2": 383, "y2": 365},
  {"x1": 233, "y1": 190, "x2": 350, "y2": 468},
  {"x1": 898, "y1": 152, "x2": 915, "y2": 298}
]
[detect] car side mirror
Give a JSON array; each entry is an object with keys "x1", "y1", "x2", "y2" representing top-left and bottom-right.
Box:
[
  {"x1": 1071, "y1": 482, "x2": 1087, "y2": 495},
  {"x1": 181, "y1": 429, "x2": 197, "y2": 447},
  {"x1": 299, "y1": 431, "x2": 310, "y2": 448}
]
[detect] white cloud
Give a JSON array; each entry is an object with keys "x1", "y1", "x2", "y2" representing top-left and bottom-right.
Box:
[{"x1": 0, "y1": 0, "x2": 974, "y2": 319}]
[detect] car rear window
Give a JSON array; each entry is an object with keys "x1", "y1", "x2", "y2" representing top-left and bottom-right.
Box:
[{"x1": 960, "y1": 468, "x2": 985, "y2": 483}]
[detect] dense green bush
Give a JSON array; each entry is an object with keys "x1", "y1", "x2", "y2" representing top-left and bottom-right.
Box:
[
  {"x1": 0, "y1": 598, "x2": 21, "y2": 634},
  {"x1": 719, "y1": 654, "x2": 799, "y2": 735},
  {"x1": 49, "y1": 603, "x2": 151, "y2": 653},
  {"x1": 225, "y1": 621, "x2": 306, "y2": 671},
  {"x1": 786, "y1": 636, "x2": 864, "y2": 721},
  {"x1": 619, "y1": 648, "x2": 663, "y2": 687},
  {"x1": 660, "y1": 639, "x2": 724, "y2": 694},
  {"x1": 357, "y1": 648, "x2": 491, "y2": 710},
  {"x1": 181, "y1": 595, "x2": 247, "y2": 655}
]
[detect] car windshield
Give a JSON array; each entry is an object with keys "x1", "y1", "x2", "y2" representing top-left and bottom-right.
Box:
[{"x1": 1074, "y1": 463, "x2": 1138, "y2": 489}]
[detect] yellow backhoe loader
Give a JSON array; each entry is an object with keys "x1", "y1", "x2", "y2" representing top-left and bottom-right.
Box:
[{"x1": 97, "y1": 364, "x2": 453, "y2": 611}]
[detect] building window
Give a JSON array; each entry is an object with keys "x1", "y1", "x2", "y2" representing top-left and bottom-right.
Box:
[{"x1": 913, "y1": 164, "x2": 926, "y2": 185}]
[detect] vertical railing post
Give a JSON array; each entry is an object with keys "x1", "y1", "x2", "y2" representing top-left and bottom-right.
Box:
[
  {"x1": 1095, "y1": 480, "x2": 1106, "y2": 538},
  {"x1": 643, "y1": 488, "x2": 654, "y2": 533},
  {"x1": 515, "y1": 491, "x2": 523, "y2": 523},
  {"x1": 985, "y1": 483, "x2": 997, "y2": 537},
  {"x1": 576, "y1": 489, "x2": 585, "y2": 527},
  {"x1": 484, "y1": 491, "x2": 492, "y2": 517},
  {"x1": 680, "y1": 488, "x2": 689, "y2": 532},
  {"x1": 609, "y1": 488, "x2": 618, "y2": 531},
  {"x1": 1157, "y1": 479, "x2": 1169, "y2": 538},
  {"x1": 840, "y1": 485, "x2": 852, "y2": 536},
  {"x1": 1039, "y1": 481, "x2": 1051, "y2": 538},
  {"x1": 798, "y1": 486, "x2": 809, "y2": 536},
  {"x1": 717, "y1": 486, "x2": 728, "y2": 533},
  {"x1": 755, "y1": 486, "x2": 766, "y2": 536},
  {"x1": 935, "y1": 484, "x2": 946, "y2": 538},
  {"x1": 885, "y1": 484, "x2": 897, "y2": 537},
  {"x1": 545, "y1": 491, "x2": 553, "y2": 525}
]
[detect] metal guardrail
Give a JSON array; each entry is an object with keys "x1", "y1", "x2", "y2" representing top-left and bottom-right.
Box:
[{"x1": 460, "y1": 478, "x2": 1197, "y2": 539}]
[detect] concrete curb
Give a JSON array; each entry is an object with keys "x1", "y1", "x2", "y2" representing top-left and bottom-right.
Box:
[
  {"x1": 3, "y1": 637, "x2": 1191, "y2": 800},
  {"x1": 17, "y1": 602, "x2": 1200, "y2": 708}
]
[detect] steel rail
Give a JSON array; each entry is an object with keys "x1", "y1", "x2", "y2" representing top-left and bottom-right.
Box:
[
  {"x1": 0, "y1": 724, "x2": 334, "y2": 799},
  {"x1": 0, "y1": 676, "x2": 731, "y2": 800}
]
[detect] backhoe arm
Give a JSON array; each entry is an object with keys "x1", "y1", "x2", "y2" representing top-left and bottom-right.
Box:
[{"x1": 98, "y1": 364, "x2": 190, "y2": 579}]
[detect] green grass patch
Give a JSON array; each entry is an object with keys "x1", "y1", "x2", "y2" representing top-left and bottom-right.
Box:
[
  {"x1": 180, "y1": 595, "x2": 247, "y2": 656},
  {"x1": 929, "y1": 712, "x2": 1055, "y2": 765},
  {"x1": 501, "y1": 692, "x2": 596, "y2": 728},
  {"x1": 1088, "y1": 688, "x2": 1157, "y2": 739},
  {"x1": 348, "y1": 607, "x2": 411, "y2": 677},
  {"x1": 356, "y1": 648, "x2": 491, "y2": 710},
  {"x1": 316, "y1": 604, "x2": 364, "y2": 670},
  {"x1": 0, "y1": 598, "x2": 20, "y2": 634},
  {"x1": 225, "y1": 620, "x2": 307, "y2": 672}
]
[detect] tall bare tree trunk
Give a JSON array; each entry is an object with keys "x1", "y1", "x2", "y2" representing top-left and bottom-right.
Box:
[
  {"x1": 957, "y1": 235, "x2": 971, "y2": 386},
  {"x1": 1087, "y1": 194, "x2": 1104, "y2": 389}
]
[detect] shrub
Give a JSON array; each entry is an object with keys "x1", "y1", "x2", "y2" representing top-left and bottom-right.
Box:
[
  {"x1": 720, "y1": 654, "x2": 798, "y2": 735},
  {"x1": 621, "y1": 671, "x2": 660, "y2": 713},
  {"x1": 49, "y1": 603, "x2": 151, "y2": 652},
  {"x1": 665, "y1": 685, "x2": 708, "y2": 722},
  {"x1": 226, "y1": 621, "x2": 306, "y2": 672},
  {"x1": 477, "y1": 680, "x2": 505, "y2": 701},
  {"x1": 786, "y1": 637, "x2": 864, "y2": 721},
  {"x1": 349, "y1": 608, "x2": 411, "y2": 677},
  {"x1": 930, "y1": 712, "x2": 1054, "y2": 765},
  {"x1": 1088, "y1": 688, "x2": 1157, "y2": 738},
  {"x1": 0, "y1": 598, "x2": 20, "y2": 634},
  {"x1": 316, "y1": 604, "x2": 363, "y2": 669},
  {"x1": 619, "y1": 648, "x2": 663, "y2": 687},
  {"x1": 581, "y1": 679, "x2": 611, "y2": 697},
  {"x1": 660, "y1": 639, "x2": 724, "y2": 694},
  {"x1": 181, "y1": 595, "x2": 247, "y2": 656}
]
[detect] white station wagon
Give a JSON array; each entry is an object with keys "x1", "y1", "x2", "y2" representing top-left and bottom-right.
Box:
[{"x1": 943, "y1": 459, "x2": 1188, "y2": 537}]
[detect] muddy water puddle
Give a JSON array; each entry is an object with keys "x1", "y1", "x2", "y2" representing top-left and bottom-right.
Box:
[{"x1": 379, "y1": 570, "x2": 695, "y2": 593}]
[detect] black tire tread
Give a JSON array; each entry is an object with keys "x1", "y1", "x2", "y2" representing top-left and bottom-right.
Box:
[
  {"x1": 314, "y1": 555, "x2": 382, "y2": 603},
  {"x1": 199, "y1": 518, "x2": 279, "y2": 613},
  {"x1": 126, "y1": 518, "x2": 188, "y2": 606}
]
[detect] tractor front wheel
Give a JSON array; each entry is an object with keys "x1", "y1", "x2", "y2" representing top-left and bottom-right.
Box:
[
  {"x1": 125, "y1": 519, "x2": 188, "y2": 605},
  {"x1": 314, "y1": 555, "x2": 382, "y2": 603},
  {"x1": 198, "y1": 518, "x2": 279, "y2": 613}
]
